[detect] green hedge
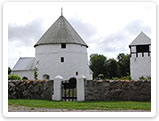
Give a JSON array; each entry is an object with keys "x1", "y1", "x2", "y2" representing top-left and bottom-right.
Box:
[{"x1": 8, "y1": 74, "x2": 22, "y2": 80}]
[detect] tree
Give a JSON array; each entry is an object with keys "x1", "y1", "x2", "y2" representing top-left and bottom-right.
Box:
[
  {"x1": 106, "y1": 58, "x2": 118, "y2": 78},
  {"x1": 8, "y1": 67, "x2": 12, "y2": 75},
  {"x1": 89, "y1": 54, "x2": 107, "y2": 78},
  {"x1": 117, "y1": 53, "x2": 130, "y2": 77}
]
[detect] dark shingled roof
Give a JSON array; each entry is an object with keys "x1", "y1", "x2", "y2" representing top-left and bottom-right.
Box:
[{"x1": 34, "y1": 15, "x2": 88, "y2": 47}]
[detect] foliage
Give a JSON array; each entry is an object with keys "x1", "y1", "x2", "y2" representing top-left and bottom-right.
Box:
[
  {"x1": 8, "y1": 74, "x2": 22, "y2": 80},
  {"x1": 34, "y1": 68, "x2": 38, "y2": 80},
  {"x1": 98, "y1": 74, "x2": 104, "y2": 79},
  {"x1": 117, "y1": 53, "x2": 130, "y2": 77},
  {"x1": 139, "y1": 76, "x2": 151, "y2": 80},
  {"x1": 89, "y1": 53, "x2": 130, "y2": 79},
  {"x1": 121, "y1": 75, "x2": 131, "y2": 80},
  {"x1": 8, "y1": 99, "x2": 151, "y2": 110},
  {"x1": 106, "y1": 58, "x2": 118, "y2": 79},
  {"x1": 146, "y1": 76, "x2": 151, "y2": 80},
  {"x1": 89, "y1": 54, "x2": 107, "y2": 78},
  {"x1": 8, "y1": 67, "x2": 12, "y2": 75}
]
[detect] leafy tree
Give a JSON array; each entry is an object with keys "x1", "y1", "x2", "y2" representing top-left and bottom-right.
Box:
[
  {"x1": 106, "y1": 58, "x2": 118, "y2": 78},
  {"x1": 8, "y1": 67, "x2": 12, "y2": 75},
  {"x1": 89, "y1": 54, "x2": 107, "y2": 78},
  {"x1": 117, "y1": 53, "x2": 130, "y2": 77}
]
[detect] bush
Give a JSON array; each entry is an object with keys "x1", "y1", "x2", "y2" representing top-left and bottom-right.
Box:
[
  {"x1": 139, "y1": 76, "x2": 151, "y2": 80},
  {"x1": 121, "y1": 75, "x2": 131, "y2": 80},
  {"x1": 8, "y1": 74, "x2": 22, "y2": 80},
  {"x1": 34, "y1": 68, "x2": 38, "y2": 80},
  {"x1": 98, "y1": 74, "x2": 104, "y2": 79}
]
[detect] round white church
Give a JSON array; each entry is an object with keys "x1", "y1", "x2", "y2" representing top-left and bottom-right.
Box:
[{"x1": 12, "y1": 13, "x2": 93, "y2": 80}]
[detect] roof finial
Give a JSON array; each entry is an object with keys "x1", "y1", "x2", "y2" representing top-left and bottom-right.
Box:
[{"x1": 61, "y1": 7, "x2": 63, "y2": 16}]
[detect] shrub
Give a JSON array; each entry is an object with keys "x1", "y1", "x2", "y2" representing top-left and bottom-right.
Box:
[
  {"x1": 112, "y1": 77, "x2": 119, "y2": 80},
  {"x1": 8, "y1": 74, "x2": 22, "y2": 80},
  {"x1": 98, "y1": 74, "x2": 104, "y2": 79},
  {"x1": 34, "y1": 68, "x2": 38, "y2": 80},
  {"x1": 139, "y1": 76, "x2": 145, "y2": 80},
  {"x1": 139, "y1": 76, "x2": 151, "y2": 80},
  {"x1": 121, "y1": 75, "x2": 131, "y2": 80},
  {"x1": 146, "y1": 76, "x2": 151, "y2": 80}
]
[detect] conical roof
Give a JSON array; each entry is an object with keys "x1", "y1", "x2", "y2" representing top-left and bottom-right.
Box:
[
  {"x1": 34, "y1": 15, "x2": 88, "y2": 47},
  {"x1": 129, "y1": 32, "x2": 151, "y2": 46}
]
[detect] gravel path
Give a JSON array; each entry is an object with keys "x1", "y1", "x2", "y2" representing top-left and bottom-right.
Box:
[{"x1": 8, "y1": 105, "x2": 150, "y2": 112}]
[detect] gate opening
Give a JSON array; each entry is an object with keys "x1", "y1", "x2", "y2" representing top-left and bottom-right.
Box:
[{"x1": 61, "y1": 77, "x2": 77, "y2": 101}]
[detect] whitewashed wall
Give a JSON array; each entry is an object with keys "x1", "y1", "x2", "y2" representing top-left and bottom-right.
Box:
[
  {"x1": 130, "y1": 56, "x2": 151, "y2": 80},
  {"x1": 13, "y1": 70, "x2": 34, "y2": 80},
  {"x1": 35, "y1": 44, "x2": 92, "y2": 80}
]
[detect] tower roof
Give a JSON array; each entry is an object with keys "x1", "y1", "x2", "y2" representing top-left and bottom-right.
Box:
[
  {"x1": 129, "y1": 32, "x2": 151, "y2": 46},
  {"x1": 34, "y1": 15, "x2": 88, "y2": 47}
]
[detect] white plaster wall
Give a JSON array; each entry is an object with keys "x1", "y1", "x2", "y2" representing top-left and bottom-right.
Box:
[
  {"x1": 131, "y1": 46, "x2": 136, "y2": 52},
  {"x1": 130, "y1": 56, "x2": 151, "y2": 80},
  {"x1": 35, "y1": 44, "x2": 92, "y2": 80},
  {"x1": 77, "y1": 78, "x2": 85, "y2": 101},
  {"x1": 13, "y1": 70, "x2": 34, "y2": 80}
]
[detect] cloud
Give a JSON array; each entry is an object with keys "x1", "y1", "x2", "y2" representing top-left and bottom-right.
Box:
[
  {"x1": 68, "y1": 18, "x2": 151, "y2": 60},
  {"x1": 124, "y1": 19, "x2": 151, "y2": 35},
  {"x1": 88, "y1": 19, "x2": 151, "y2": 59},
  {"x1": 69, "y1": 18, "x2": 97, "y2": 42},
  {"x1": 8, "y1": 18, "x2": 44, "y2": 47}
]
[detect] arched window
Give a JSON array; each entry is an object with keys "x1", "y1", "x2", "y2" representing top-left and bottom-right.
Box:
[{"x1": 43, "y1": 74, "x2": 50, "y2": 80}]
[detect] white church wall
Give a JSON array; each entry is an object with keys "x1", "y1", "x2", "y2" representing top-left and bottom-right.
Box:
[
  {"x1": 130, "y1": 56, "x2": 151, "y2": 80},
  {"x1": 35, "y1": 44, "x2": 92, "y2": 80},
  {"x1": 77, "y1": 78, "x2": 85, "y2": 101},
  {"x1": 131, "y1": 46, "x2": 136, "y2": 52},
  {"x1": 13, "y1": 70, "x2": 34, "y2": 80}
]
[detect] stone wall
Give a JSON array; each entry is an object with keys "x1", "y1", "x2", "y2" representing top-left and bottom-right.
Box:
[
  {"x1": 8, "y1": 80, "x2": 53, "y2": 100},
  {"x1": 84, "y1": 80, "x2": 151, "y2": 101},
  {"x1": 8, "y1": 80, "x2": 151, "y2": 101}
]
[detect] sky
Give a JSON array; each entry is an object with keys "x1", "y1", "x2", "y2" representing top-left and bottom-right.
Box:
[{"x1": 6, "y1": 2, "x2": 154, "y2": 68}]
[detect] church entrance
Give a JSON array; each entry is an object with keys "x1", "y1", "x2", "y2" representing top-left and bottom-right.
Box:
[{"x1": 61, "y1": 77, "x2": 77, "y2": 101}]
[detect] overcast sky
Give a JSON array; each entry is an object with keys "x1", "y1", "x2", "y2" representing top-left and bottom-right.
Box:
[{"x1": 6, "y1": 2, "x2": 154, "y2": 68}]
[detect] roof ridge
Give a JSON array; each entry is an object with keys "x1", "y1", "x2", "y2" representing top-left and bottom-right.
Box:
[
  {"x1": 34, "y1": 15, "x2": 88, "y2": 47},
  {"x1": 129, "y1": 31, "x2": 151, "y2": 46}
]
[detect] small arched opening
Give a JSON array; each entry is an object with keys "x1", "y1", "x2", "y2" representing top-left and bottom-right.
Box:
[
  {"x1": 43, "y1": 74, "x2": 50, "y2": 80},
  {"x1": 22, "y1": 76, "x2": 28, "y2": 80}
]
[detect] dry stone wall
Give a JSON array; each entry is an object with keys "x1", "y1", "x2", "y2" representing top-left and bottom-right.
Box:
[
  {"x1": 8, "y1": 80, "x2": 53, "y2": 100},
  {"x1": 84, "y1": 80, "x2": 151, "y2": 101},
  {"x1": 8, "y1": 80, "x2": 151, "y2": 101}
]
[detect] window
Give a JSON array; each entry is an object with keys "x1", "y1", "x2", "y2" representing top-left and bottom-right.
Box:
[
  {"x1": 61, "y1": 43, "x2": 66, "y2": 48},
  {"x1": 76, "y1": 72, "x2": 78, "y2": 76},
  {"x1": 136, "y1": 45, "x2": 149, "y2": 52},
  {"x1": 61, "y1": 57, "x2": 64, "y2": 62}
]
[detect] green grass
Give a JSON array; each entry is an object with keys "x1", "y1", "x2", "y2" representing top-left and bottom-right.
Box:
[{"x1": 8, "y1": 99, "x2": 151, "y2": 111}]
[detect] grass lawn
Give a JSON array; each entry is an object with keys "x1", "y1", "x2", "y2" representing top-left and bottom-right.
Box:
[{"x1": 8, "y1": 99, "x2": 151, "y2": 111}]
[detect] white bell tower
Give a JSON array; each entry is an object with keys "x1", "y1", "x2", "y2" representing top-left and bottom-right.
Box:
[{"x1": 129, "y1": 32, "x2": 151, "y2": 80}]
